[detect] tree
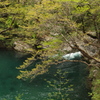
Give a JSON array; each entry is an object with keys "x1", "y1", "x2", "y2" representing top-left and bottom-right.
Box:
[
  {"x1": 0, "y1": 0, "x2": 100, "y2": 99},
  {"x1": 17, "y1": 0, "x2": 76, "y2": 80},
  {"x1": 0, "y1": 0, "x2": 27, "y2": 47}
]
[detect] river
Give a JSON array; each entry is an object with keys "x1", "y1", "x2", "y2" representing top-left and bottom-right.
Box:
[{"x1": 0, "y1": 49, "x2": 91, "y2": 100}]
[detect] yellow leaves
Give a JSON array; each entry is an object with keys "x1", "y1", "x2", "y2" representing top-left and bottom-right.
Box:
[
  {"x1": 43, "y1": 40, "x2": 62, "y2": 53},
  {"x1": 0, "y1": 1, "x2": 10, "y2": 6},
  {"x1": 17, "y1": 53, "x2": 54, "y2": 80},
  {"x1": 26, "y1": 0, "x2": 61, "y2": 21},
  {"x1": 23, "y1": 0, "x2": 64, "y2": 46},
  {"x1": 17, "y1": 56, "x2": 35, "y2": 70},
  {"x1": 90, "y1": 6, "x2": 100, "y2": 14},
  {"x1": 0, "y1": 34, "x2": 10, "y2": 40},
  {"x1": 0, "y1": 35, "x2": 6, "y2": 40},
  {"x1": 17, "y1": 75, "x2": 22, "y2": 79},
  {"x1": 56, "y1": 0, "x2": 81, "y2": 3},
  {"x1": 17, "y1": 70, "x2": 29, "y2": 79},
  {"x1": 77, "y1": 5, "x2": 89, "y2": 13},
  {"x1": 43, "y1": 0, "x2": 61, "y2": 11},
  {"x1": 72, "y1": 5, "x2": 89, "y2": 16}
]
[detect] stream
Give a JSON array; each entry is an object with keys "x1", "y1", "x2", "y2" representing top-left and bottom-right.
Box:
[{"x1": 0, "y1": 49, "x2": 91, "y2": 100}]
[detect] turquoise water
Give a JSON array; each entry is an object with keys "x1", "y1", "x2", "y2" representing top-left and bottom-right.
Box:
[{"x1": 0, "y1": 49, "x2": 91, "y2": 100}]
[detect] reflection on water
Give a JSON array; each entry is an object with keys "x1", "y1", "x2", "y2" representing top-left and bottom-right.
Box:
[{"x1": 0, "y1": 50, "x2": 91, "y2": 100}]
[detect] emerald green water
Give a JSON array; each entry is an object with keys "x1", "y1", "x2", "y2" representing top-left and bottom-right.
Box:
[{"x1": 0, "y1": 49, "x2": 91, "y2": 100}]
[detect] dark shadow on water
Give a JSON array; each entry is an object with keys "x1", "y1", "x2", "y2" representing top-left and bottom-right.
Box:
[{"x1": 0, "y1": 50, "x2": 91, "y2": 100}]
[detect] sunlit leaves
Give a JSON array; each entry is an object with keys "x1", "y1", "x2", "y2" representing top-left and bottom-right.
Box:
[
  {"x1": 0, "y1": 1, "x2": 10, "y2": 7},
  {"x1": 26, "y1": 0, "x2": 61, "y2": 20},
  {"x1": 45, "y1": 69, "x2": 73, "y2": 100},
  {"x1": 16, "y1": 0, "x2": 78, "y2": 80},
  {"x1": 56, "y1": 0, "x2": 81, "y2": 2},
  {"x1": 0, "y1": 35, "x2": 6, "y2": 40}
]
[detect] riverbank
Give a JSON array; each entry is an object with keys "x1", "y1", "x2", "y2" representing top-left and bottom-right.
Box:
[
  {"x1": 89, "y1": 66, "x2": 100, "y2": 100},
  {"x1": 0, "y1": 34, "x2": 99, "y2": 100}
]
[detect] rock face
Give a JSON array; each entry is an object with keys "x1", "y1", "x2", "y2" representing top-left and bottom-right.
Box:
[
  {"x1": 72, "y1": 34, "x2": 99, "y2": 58},
  {"x1": 14, "y1": 41, "x2": 33, "y2": 52},
  {"x1": 13, "y1": 32, "x2": 100, "y2": 62}
]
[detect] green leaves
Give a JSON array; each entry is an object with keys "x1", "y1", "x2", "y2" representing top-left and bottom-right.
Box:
[
  {"x1": 0, "y1": 2, "x2": 99, "y2": 100},
  {"x1": 0, "y1": 35, "x2": 6, "y2": 40},
  {"x1": 15, "y1": 94, "x2": 23, "y2": 100},
  {"x1": 46, "y1": 69, "x2": 73, "y2": 100}
]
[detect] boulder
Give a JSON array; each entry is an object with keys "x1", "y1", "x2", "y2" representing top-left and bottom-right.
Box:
[{"x1": 14, "y1": 40, "x2": 33, "y2": 52}]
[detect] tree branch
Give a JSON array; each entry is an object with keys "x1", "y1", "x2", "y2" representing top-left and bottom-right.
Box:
[
  {"x1": 60, "y1": 33, "x2": 100, "y2": 63},
  {"x1": 72, "y1": 41, "x2": 100, "y2": 63},
  {"x1": 0, "y1": 17, "x2": 15, "y2": 34}
]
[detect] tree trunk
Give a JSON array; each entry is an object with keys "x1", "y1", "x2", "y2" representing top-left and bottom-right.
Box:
[
  {"x1": 96, "y1": 32, "x2": 100, "y2": 43},
  {"x1": 93, "y1": 16, "x2": 100, "y2": 42},
  {"x1": 81, "y1": 17, "x2": 86, "y2": 33}
]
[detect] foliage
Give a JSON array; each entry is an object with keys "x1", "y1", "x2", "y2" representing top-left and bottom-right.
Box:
[
  {"x1": 45, "y1": 69, "x2": 73, "y2": 100},
  {"x1": 15, "y1": 94, "x2": 23, "y2": 100},
  {"x1": 0, "y1": 0, "x2": 100, "y2": 99},
  {"x1": 15, "y1": 0, "x2": 100, "y2": 80},
  {"x1": 16, "y1": 0, "x2": 72, "y2": 80},
  {"x1": 89, "y1": 67, "x2": 100, "y2": 100},
  {"x1": 2, "y1": 94, "x2": 23, "y2": 100}
]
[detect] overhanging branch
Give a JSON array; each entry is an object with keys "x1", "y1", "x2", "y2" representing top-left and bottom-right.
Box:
[
  {"x1": 60, "y1": 33, "x2": 100, "y2": 63},
  {"x1": 0, "y1": 17, "x2": 15, "y2": 34}
]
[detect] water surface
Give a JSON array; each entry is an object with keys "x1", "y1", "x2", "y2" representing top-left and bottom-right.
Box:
[{"x1": 0, "y1": 50, "x2": 91, "y2": 100}]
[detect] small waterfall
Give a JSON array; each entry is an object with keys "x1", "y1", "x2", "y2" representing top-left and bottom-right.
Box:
[{"x1": 62, "y1": 51, "x2": 82, "y2": 60}]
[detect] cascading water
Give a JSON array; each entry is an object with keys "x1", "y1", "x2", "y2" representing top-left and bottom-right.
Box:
[
  {"x1": 62, "y1": 51, "x2": 82, "y2": 60},
  {"x1": 0, "y1": 50, "x2": 91, "y2": 100}
]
